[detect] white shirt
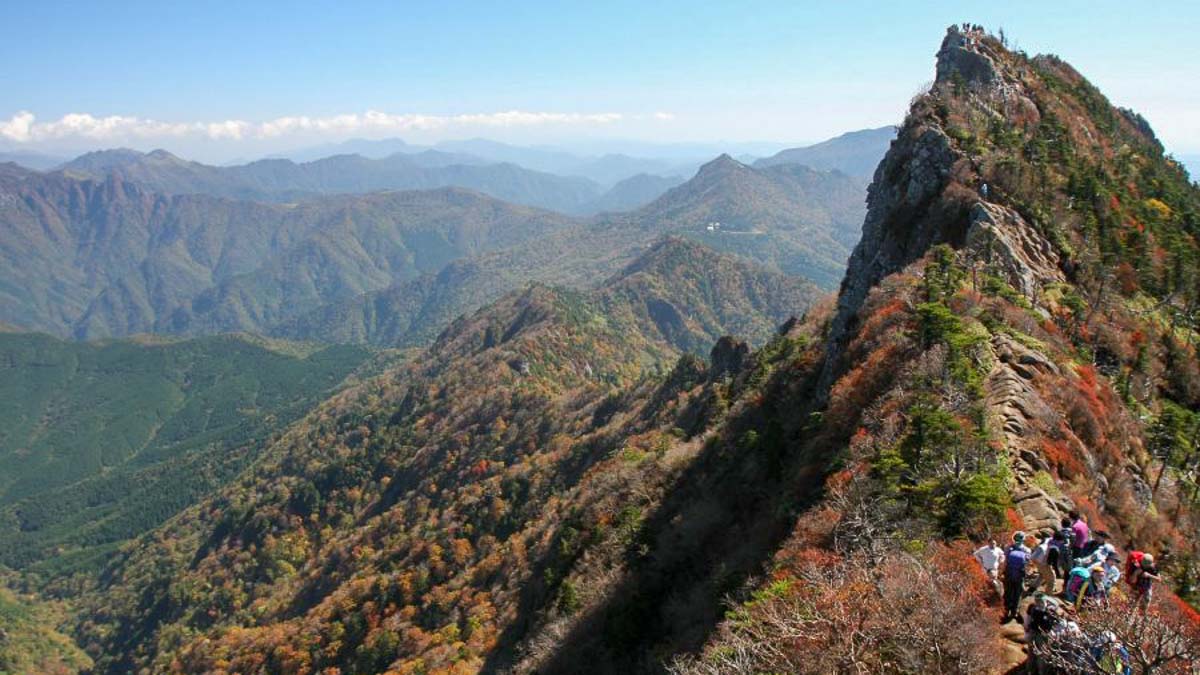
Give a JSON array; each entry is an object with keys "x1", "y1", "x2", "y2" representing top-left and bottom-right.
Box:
[
  {"x1": 974, "y1": 544, "x2": 1003, "y2": 571},
  {"x1": 1031, "y1": 541, "x2": 1051, "y2": 563},
  {"x1": 1101, "y1": 561, "x2": 1121, "y2": 589}
]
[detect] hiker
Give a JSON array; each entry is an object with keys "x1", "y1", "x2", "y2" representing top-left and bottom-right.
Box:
[
  {"x1": 1025, "y1": 593, "x2": 1062, "y2": 673},
  {"x1": 1001, "y1": 531, "x2": 1031, "y2": 623},
  {"x1": 973, "y1": 538, "x2": 1004, "y2": 596},
  {"x1": 1030, "y1": 530, "x2": 1056, "y2": 593},
  {"x1": 1129, "y1": 553, "x2": 1162, "y2": 610},
  {"x1": 1069, "y1": 511, "x2": 1090, "y2": 560},
  {"x1": 1101, "y1": 555, "x2": 1122, "y2": 591},
  {"x1": 1025, "y1": 592, "x2": 1060, "y2": 643},
  {"x1": 1077, "y1": 542, "x2": 1116, "y2": 569},
  {"x1": 1048, "y1": 528, "x2": 1071, "y2": 586},
  {"x1": 1063, "y1": 566, "x2": 1091, "y2": 603},
  {"x1": 1091, "y1": 631, "x2": 1133, "y2": 675},
  {"x1": 1056, "y1": 517, "x2": 1075, "y2": 578},
  {"x1": 1078, "y1": 530, "x2": 1111, "y2": 561},
  {"x1": 1071, "y1": 566, "x2": 1108, "y2": 612}
]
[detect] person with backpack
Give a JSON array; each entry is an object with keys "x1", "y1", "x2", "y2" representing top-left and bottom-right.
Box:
[
  {"x1": 1025, "y1": 593, "x2": 1062, "y2": 673},
  {"x1": 1076, "y1": 529, "x2": 1107, "y2": 558},
  {"x1": 1125, "y1": 550, "x2": 1145, "y2": 587},
  {"x1": 1129, "y1": 553, "x2": 1162, "y2": 610},
  {"x1": 1071, "y1": 566, "x2": 1108, "y2": 612},
  {"x1": 1001, "y1": 531, "x2": 1031, "y2": 623},
  {"x1": 1062, "y1": 565, "x2": 1092, "y2": 603},
  {"x1": 1030, "y1": 530, "x2": 1056, "y2": 593},
  {"x1": 1077, "y1": 542, "x2": 1116, "y2": 569},
  {"x1": 1056, "y1": 517, "x2": 1075, "y2": 578},
  {"x1": 1101, "y1": 555, "x2": 1122, "y2": 592}
]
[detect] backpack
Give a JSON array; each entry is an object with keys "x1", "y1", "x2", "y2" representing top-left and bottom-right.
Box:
[
  {"x1": 1064, "y1": 567, "x2": 1090, "y2": 600},
  {"x1": 1005, "y1": 547, "x2": 1029, "y2": 580},
  {"x1": 1125, "y1": 551, "x2": 1145, "y2": 587}
]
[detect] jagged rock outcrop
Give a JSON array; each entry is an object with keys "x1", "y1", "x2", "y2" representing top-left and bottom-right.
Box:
[
  {"x1": 935, "y1": 27, "x2": 1001, "y2": 88},
  {"x1": 965, "y1": 202, "x2": 1065, "y2": 299},
  {"x1": 985, "y1": 333, "x2": 1073, "y2": 530},
  {"x1": 821, "y1": 25, "x2": 1124, "y2": 532},
  {"x1": 822, "y1": 25, "x2": 1060, "y2": 384},
  {"x1": 710, "y1": 335, "x2": 750, "y2": 378}
]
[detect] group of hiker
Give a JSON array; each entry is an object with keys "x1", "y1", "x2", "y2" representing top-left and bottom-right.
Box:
[{"x1": 973, "y1": 511, "x2": 1165, "y2": 672}]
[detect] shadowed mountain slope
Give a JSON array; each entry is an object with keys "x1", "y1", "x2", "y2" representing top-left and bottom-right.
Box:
[{"x1": 276, "y1": 237, "x2": 820, "y2": 351}]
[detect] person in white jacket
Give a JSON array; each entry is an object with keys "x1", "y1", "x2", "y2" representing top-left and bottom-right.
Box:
[{"x1": 973, "y1": 539, "x2": 1004, "y2": 595}]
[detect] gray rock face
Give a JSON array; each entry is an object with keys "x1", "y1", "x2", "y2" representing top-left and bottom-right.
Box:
[
  {"x1": 985, "y1": 333, "x2": 1075, "y2": 531},
  {"x1": 936, "y1": 27, "x2": 1000, "y2": 89},
  {"x1": 966, "y1": 202, "x2": 1065, "y2": 299},
  {"x1": 821, "y1": 26, "x2": 1055, "y2": 388},
  {"x1": 821, "y1": 122, "x2": 962, "y2": 389}
]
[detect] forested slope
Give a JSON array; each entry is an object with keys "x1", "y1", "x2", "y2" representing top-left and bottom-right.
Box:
[
  {"x1": 25, "y1": 23, "x2": 1200, "y2": 675},
  {"x1": 0, "y1": 332, "x2": 371, "y2": 575}
]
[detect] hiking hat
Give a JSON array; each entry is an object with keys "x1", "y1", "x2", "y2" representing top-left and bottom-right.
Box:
[{"x1": 1013, "y1": 531, "x2": 1026, "y2": 543}]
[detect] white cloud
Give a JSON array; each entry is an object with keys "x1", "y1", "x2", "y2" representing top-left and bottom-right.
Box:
[
  {"x1": 0, "y1": 109, "x2": 644, "y2": 144},
  {"x1": 0, "y1": 111, "x2": 35, "y2": 142}
]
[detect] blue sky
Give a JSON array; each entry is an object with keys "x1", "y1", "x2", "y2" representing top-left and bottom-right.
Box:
[{"x1": 1, "y1": 1, "x2": 1197, "y2": 160}]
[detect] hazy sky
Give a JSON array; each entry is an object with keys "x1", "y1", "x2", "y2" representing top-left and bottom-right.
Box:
[{"x1": 2, "y1": 1, "x2": 1197, "y2": 161}]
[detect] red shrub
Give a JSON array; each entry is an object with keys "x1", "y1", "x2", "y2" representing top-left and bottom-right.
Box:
[{"x1": 1041, "y1": 438, "x2": 1086, "y2": 478}]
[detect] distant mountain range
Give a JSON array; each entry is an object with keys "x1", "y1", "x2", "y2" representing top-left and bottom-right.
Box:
[
  {"x1": 275, "y1": 236, "x2": 820, "y2": 350},
  {"x1": 754, "y1": 125, "x2": 896, "y2": 177},
  {"x1": 59, "y1": 148, "x2": 605, "y2": 213},
  {"x1": 272, "y1": 155, "x2": 864, "y2": 347},
  {"x1": 0, "y1": 150, "x2": 68, "y2": 171},
  {"x1": 578, "y1": 172, "x2": 688, "y2": 214},
  {"x1": 0, "y1": 153, "x2": 863, "y2": 344},
  {"x1": 0, "y1": 165, "x2": 576, "y2": 338},
  {"x1": 279, "y1": 136, "x2": 774, "y2": 181}
]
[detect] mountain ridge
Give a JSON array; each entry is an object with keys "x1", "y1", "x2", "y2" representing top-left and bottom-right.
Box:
[{"x1": 59, "y1": 147, "x2": 606, "y2": 214}]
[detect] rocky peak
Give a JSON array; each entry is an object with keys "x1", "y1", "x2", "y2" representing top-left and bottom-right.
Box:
[
  {"x1": 692, "y1": 153, "x2": 748, "y2": 181},
  {"x1": 935, "y1": 25, "x2": 1001, "y2": 89},
  {"x1": 819, "y1": 26, "x2": 1061, "y2": 388},
  {"x1": 709, "y1": 335, "x2": 749, "y2": 378}
]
